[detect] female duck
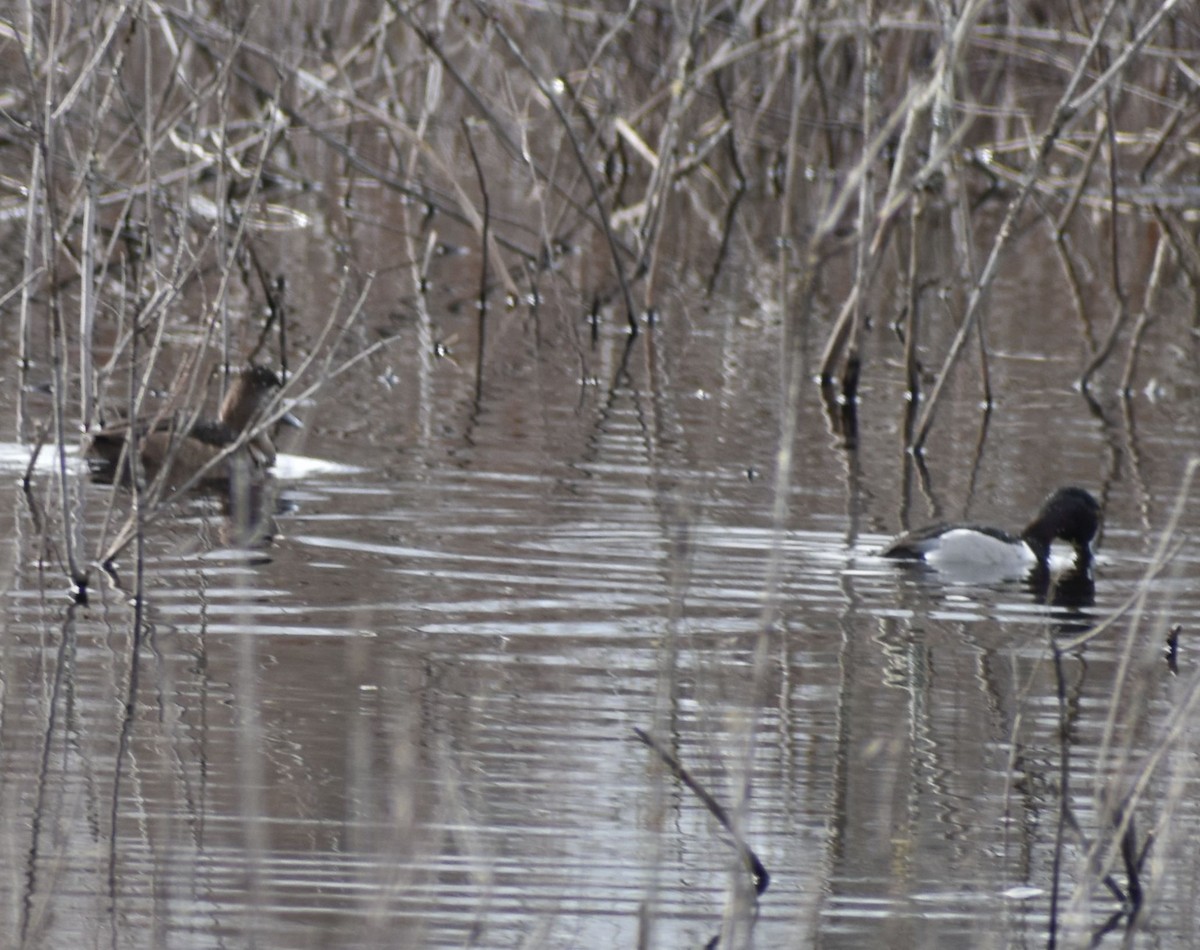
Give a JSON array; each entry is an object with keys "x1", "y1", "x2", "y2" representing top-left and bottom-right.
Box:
[
  {"x1": 87, "y1": 365, "x2": 292, "y2": 488},
  {"x1": 878, "y1": 486, "x2": 1101, "y2": 575}
]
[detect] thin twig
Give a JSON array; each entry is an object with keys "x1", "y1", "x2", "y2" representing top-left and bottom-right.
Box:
[{"x1": 633, "y1": 728, "x2": 769, "y2": 896}]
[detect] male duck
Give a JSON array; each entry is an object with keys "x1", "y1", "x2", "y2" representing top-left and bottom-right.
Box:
[
  {"x1": 878, "y1": 486, "x2": 1101, "y2": 575},
  {"x1": 87, "y1": 365, "x2": 293, "y2": 488}
]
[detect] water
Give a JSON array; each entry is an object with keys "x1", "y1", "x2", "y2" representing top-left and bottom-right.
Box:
[{"x1": 4, "y1": 297, "x2": 1200, "y2": 947}]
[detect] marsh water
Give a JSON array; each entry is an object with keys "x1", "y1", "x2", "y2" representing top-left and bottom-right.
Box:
[
  {"x1": 5, "y1": 198, "x2": 1200, "y2": 948},
  {"x1": 5, "y1": 5, "x2": 1200, "y2": 949}
]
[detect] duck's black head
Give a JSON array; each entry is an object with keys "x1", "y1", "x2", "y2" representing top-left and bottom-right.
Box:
[{"x1": 1022, "y1": 486, "x2": 1101, "y2": 561}]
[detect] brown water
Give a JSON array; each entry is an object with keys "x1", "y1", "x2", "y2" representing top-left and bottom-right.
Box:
[
  {"x1": 6, "y1": 6, "x2": 1200, "y2": 949},
  {"x1": 6, "y1": 225, "x2": 1200, "y2": 948}
]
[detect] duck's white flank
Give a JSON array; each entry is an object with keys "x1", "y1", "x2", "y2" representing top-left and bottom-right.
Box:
[{"x1": 921, "y1": 529, "x2": 1038, "y2": 572}]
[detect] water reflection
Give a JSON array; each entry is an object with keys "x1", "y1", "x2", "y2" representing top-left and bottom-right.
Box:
[
  {"x1": 6, "y1": 363, "x2": 1200, "y2": 949},
  {"x1": 1, "y1": 443, "x2": 1191, "y2": 947}
]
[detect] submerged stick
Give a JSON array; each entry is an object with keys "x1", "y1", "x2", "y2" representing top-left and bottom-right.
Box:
[
  {"x1": 633, "y1": 727, "x2": 770, "y2": 896},
  {"x1": 463, "y1": 121, "x2": 490, "y2": 408}
]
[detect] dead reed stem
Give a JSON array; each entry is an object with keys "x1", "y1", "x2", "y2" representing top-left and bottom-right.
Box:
[{"x1": 912, "y1": 0, "x2": 1182, "y2": 448}]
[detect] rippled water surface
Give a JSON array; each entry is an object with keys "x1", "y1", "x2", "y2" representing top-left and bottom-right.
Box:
[{"x1": 5, "y1": 287, "x2": 1200, "y2": 948}]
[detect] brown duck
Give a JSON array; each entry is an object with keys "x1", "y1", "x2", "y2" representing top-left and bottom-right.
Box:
[{"x1": 86, "y1": 365, "x2": 293, "y2": 488}]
